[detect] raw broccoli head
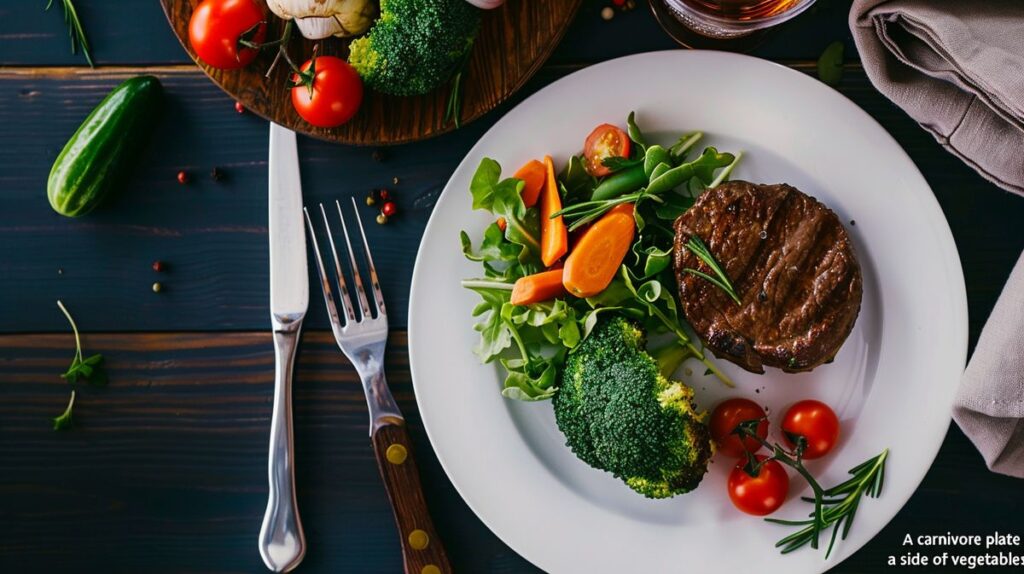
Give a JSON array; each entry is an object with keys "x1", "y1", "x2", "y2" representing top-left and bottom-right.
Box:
[
  {"x1": 553, "y1": 316, "x2": 713, "y2": 499},
  {"x1": 348, "y1": 0, "x2": 480, "y2": 96}
]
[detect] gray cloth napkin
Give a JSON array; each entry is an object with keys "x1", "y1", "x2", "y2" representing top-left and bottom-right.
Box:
[
  {"x1": 953, "y1": 252, "x2": 1024, "y2": 478},
  {"x1": 851, "y1": 0, "x2": 1024, "y2": 477},
  {"x1": 850, "y1": 0, "x2": 1024, "y2": 196}
]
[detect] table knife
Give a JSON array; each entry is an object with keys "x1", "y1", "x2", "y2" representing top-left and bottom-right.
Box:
[{"x1": 258, "y1": 122, "x2": 309, "y2": 573}]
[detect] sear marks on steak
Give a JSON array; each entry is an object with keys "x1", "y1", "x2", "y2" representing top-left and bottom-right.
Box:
[{"x1": 673, "y1": 181, "x2": 863, "y2": 374}]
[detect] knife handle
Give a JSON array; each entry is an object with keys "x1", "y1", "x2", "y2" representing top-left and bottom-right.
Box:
[
  {"x1": 259, "y1": 327, "x2": 306, "y2": 573},
  {"x1": 371, "y1": 421, "x2": 451, "y2": 574}
]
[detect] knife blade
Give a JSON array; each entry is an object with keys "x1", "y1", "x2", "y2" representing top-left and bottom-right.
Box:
[
  {"x1": 268, "y1": 122, "x2": 309, "y2": 322},
  {"x1": 260, "y1": 122, "x2": 308, "y2": 573}
]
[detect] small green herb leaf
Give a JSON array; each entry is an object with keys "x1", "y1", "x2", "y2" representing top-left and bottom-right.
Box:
[
  {"x1": 817, "y1": 41, "x2": 845, "y2": 86},
  {"x1": 57, "y1": 300, "x2": 107, "y2": 386},
  {"x1": 53, "y1": 390, "x2": 76, "y2": 431}
]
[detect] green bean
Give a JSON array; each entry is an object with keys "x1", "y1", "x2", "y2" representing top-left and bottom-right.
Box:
[
  {"x1": 647, "y1": 163, "x2": 698, "y2": 196},
  {"x1": 643, "y1": 145, "x2": 671, "y2": 178},
  {"x1": 590, "y1": 164, "x2": 647, "y2": 201},
  {"x1": 649, "y1": 162, "x2": 671, "y2": 181}
]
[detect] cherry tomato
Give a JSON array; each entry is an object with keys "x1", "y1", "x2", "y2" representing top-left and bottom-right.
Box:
[
  {"x1": 728, "y1": 456, "x2": 789, "y2": 516},
  {"x1": 188, "y1": 0, "x2": 266, "y2": 70},
  {"x1": 583, "y1": 124, "x2": 631, "y2": 177},
  {"x1": 710, "y1": 398, "x2": 768, "y2": 458},
  {"x1": 291, "y1": 56, "x2": 363, "y2": 128},
  {"x1": 781, "y1": 400, "x2": 840, "y2": 460}
]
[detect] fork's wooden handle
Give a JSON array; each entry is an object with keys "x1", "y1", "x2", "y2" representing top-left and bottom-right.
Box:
[{"x1": 371, "y1": 421, "x2": 451, "y2": 574}]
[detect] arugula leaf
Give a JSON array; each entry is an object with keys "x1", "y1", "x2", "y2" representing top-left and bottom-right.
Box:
[
  {"x1": 602, "y1": 156, "x2": 643, "y2": 173},
  {"x1": 500, "y1": 357, "x2": 558, "y2": 401},
  {"x1": 559, "y1": 154, "x2": 596, "y2": 204},
  {"x1": 652, "y1": 191, "x2": 696, "y2": 221},
  {"x1": 469, "y1": 158, "x2": 542, "y2": 264},
  {"x1": 632, "y1": 242, "x2": 673, "y2": 278},
  {"x1": 460, "y1": 223, "x2": 529, "y2": 280},
  {"x1": 52, "y1": 390, "x2": 75, "y2": 431},
  {"x1": 463, "y1": 280, "x2": 515, "y2": 363}
]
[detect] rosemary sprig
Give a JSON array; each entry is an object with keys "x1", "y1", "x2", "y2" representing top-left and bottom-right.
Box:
[
  {"x1": 683, "y1": 236, "x2": 741, "y2": 304},
  {"x1": 735, "y1": 419, "x2": 889, "y2": 559},
  {"x1": 45, "y1": 0, "x2": 93, "y2": 67},
  {"x1": 552, "y1": 191, "x2": 661, "y2": 232}
]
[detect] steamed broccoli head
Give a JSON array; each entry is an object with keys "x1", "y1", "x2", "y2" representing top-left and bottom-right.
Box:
[
  {"x1": 553, "y1": 316, "x2": 713, "y2": 499},
  {"x1": 348, "y1": 0, "x2": 480, "y2": 96}
]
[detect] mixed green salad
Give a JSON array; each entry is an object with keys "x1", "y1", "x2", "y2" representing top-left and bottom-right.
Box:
[{"x1": 460, "y1": 112, "x2": 741, "y2": 401}]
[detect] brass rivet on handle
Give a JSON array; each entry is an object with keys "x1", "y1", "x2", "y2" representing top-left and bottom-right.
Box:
[
  {"x1": 386, "y1": 443, "x2": 408, "y2": 465},
  {"x1": 408, "y1": 529, "x2": 430, "y2": 550},
  {"x1": 421, "y1": 565, "x2": 441, "y2": 574}
]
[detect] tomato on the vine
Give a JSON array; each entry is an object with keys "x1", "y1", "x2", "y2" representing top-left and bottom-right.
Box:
[
  {"x1": 710, "y1": 398, "x2": 768, "y2": 458},
  {"x1": 727, "y1": 456, "x2": 789, "y2": 516},
  {"x1": 188, "y1": 0, "x2": 266, "y2": 70},
  {"x1": 781, "y1": 400, "x2": 840, "y2": 460},
  {"x1": 291, "y1": 56, "x2": 363, "y2": 128},
  {"x1": 583, "y1": 124, "x2": 631, "y2": 177}
]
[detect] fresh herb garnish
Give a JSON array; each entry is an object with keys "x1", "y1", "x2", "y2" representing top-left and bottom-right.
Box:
[
  {"x1": 683, "y1": 236, "x2": 741, "y2": 305},
  {"x1": 735, "y1": 419, "x2": 889, "y2": 558},
  {"x1": 52, "y1": 390, "x2": 76, "y2": 431},
  {"x1": 57, "y1": 300, "x2": 107, "y2": 386},
  {"x1": 817, "y1": 41, "x2": 845, "y2": 86},
  {"x1": 45, "y1": 0, "x2": 93, "y2": 67}
]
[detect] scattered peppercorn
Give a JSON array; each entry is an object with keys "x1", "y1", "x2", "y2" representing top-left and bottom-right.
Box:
[
  {"x1": 365, "y1": 194, "x2": 376, "y2": 206},
  {"x1": 57, "y1": 268, "x2": 64, "y2": 275},
  {"x1": 235, "y1": 101, "x2": 245, "y2": 114},
  {"x1": 152, "y1": 282, "x2": 163, "y2": 293},
  {"x1": 382, "y1": 201, "x2": 397, "y2": 217},
  {"x1": 612, "y1": 0, "x2": 625, "y2": 5},
  {"x1": 378, "y1": 189, "x2": 390, "y2": 201},
  {"x1": 601, "y1": 6, "x2": 614, "y2": 20},
  {"x1": 152, "y1": 260, "x2": 165, "y2": 272},
  {"x1": 392, "y1": 176, "x2": 400, "y2": 185},
  {"x1": 177, "y1": 170, "x2": 189, "y2": 185},
  {"x1": 625, "y1": 0, "x2": 636, "y2": 9},
  {"x1": 371, "y1": 149, "x2": 386, "y2": 162},
  {"x1": 376, "y1": 213, "x2": 388, "y2": 225},
  {"x1": 210, "y1": 167, "x2": 224, "y2": 182}
]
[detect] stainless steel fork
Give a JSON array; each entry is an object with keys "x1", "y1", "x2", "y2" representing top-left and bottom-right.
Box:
[{"x1": 304, "y1": 199, "x2": 451, "y2": 574}]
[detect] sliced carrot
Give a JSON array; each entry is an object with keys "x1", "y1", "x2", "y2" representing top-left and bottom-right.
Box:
[
  {"x1": 562, "y1": 203, "x2": 636, "y2": 298},
  {"x1": 510, "y1": 269, "x2": 567, "y2": 306},
  {"x1": 540, "y1": 155, "x2": 568, "y2": 267},
  {"x1": 514, "y1": 159, "x2": 546, "y2": 207}
]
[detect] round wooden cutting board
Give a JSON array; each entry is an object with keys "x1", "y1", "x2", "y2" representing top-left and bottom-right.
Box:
[{"x1": 160, "y1": 0, "x2": 581, "y2": 145}]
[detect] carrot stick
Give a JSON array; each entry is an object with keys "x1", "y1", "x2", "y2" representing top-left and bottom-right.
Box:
[
  {"x1": 510, "y1": 268, "x2": 566, "y2": 305},
  {"x1": 514, "y1": 159, "x2": 546, "y2": 208},
  {"x1": 562, "y1": 203, "x2": 636, "y2": 298},
  {"x1": 540, "y1": 155, "x2": 568, "y2": 267}
]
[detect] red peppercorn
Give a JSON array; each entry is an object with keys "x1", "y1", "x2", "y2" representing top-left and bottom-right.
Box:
[
  {"x1": 379, "y1": 189, "x2": 390, "y2": 201},
  {"x1": 177, "y1": 170, "x2": 189, "y2": 184},
  {"x1": 381, "y1": 201, "x2": 397, "y2": 217},
  {"x1": 235, "y1": 101, "x2": 245, "y2": 114},
  {"x1": 152, "y1": 260, "x2": 165, "y2": 272}
]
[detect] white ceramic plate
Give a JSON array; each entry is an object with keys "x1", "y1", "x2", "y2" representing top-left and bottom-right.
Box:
[{"x1": 408, "y1": 51, "x2": 967, "y2": 574}]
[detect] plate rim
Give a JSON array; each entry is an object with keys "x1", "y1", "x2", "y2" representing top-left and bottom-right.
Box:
[{"x1": 408, "y1": 50, "x2": 968, "y2": 573}]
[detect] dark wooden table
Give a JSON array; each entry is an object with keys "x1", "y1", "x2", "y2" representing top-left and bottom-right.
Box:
[{"x1": 2, "y1": 2, "x2": 1023, "y2": 573}]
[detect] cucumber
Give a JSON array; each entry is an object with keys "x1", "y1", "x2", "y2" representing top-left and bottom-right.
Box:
[{"x1": 47, "y1": 76, "x2": 163, "y2": 217}]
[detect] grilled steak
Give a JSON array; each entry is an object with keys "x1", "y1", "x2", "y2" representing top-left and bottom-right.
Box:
[{"x1": 673, "y1": 181, "x2": 862, "y2": 374}]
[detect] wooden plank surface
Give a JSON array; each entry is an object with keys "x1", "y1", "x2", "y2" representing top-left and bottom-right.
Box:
[
  {"x1": 2, "y1": 64, "x2": 1023, "y2": 334},
  {"x1": 1, "y1": 331, "x2": 1021, "y2": 573},
  {"x1": 1, "y1": 0, "x2": 854, "y2": 67}
]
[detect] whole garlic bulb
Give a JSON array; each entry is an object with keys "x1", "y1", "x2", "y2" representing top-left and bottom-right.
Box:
[{"x1": 266, "y1": 0, "x2": 379, "y2": 40}]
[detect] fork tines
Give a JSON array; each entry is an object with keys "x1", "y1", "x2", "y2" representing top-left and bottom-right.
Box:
[{"x1": 303, "y1": 198, "x2": 387, "y2": 328}]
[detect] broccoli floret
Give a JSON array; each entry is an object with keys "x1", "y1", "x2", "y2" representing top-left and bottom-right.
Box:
[
  {"x1": 553, "y1": 316, "x2": 713, "y2": 499},
  {"x1": 348, "y1": 0, "x2": 480, "y2": 96}
]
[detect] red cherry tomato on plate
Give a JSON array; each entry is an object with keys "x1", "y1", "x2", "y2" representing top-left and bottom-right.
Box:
[
  {"x1": 188, "y1": 0, "x2": 266, "y2": 70},
  {"x1": 291, "y1": 56, "x2": 364, "y2": 128},
  {"x1": 728, "y1": 456, "x2": 789, "y2": 516},
  {"x1": 781, "y1": 400, "x2": 840, "y2": 460},
  {"x1": 710, "y1": 398, "x2": 768, "y2": 458},
  {"x1": 583, "y1": 124, "x2": 631, "y2": 177}
]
